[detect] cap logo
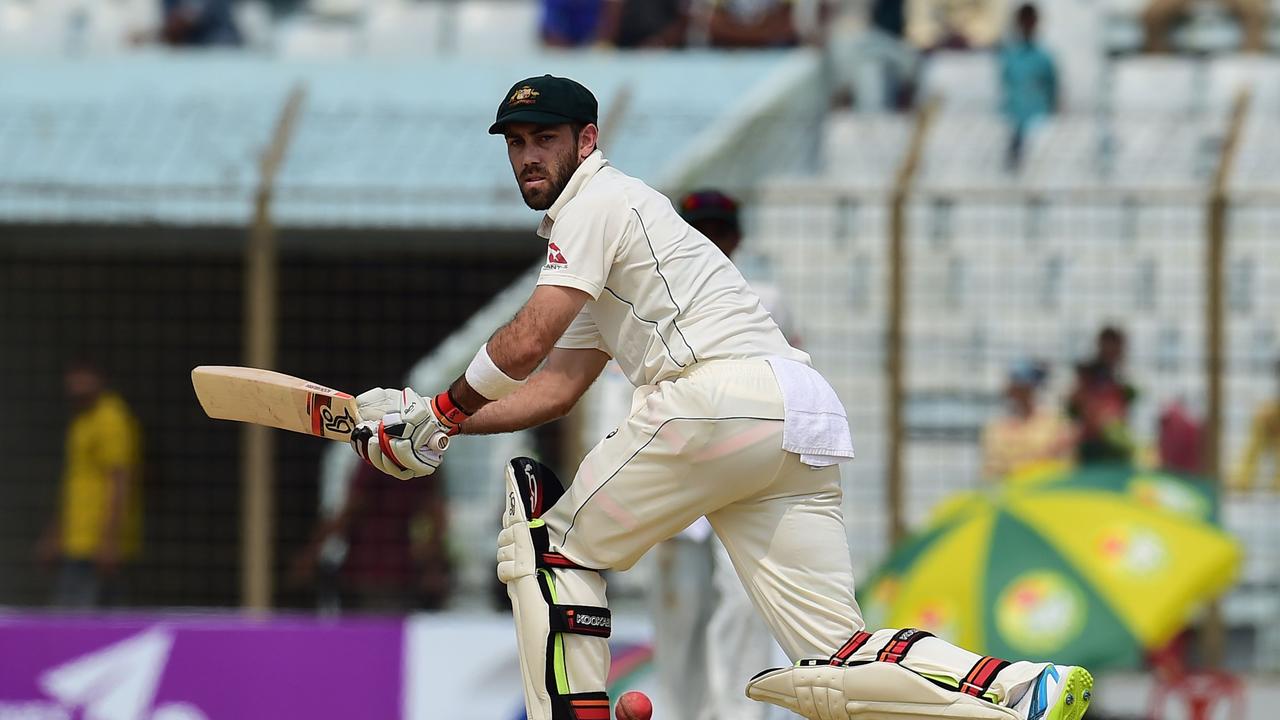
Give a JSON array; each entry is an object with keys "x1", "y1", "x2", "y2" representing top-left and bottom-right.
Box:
[{"x1": 509, "y1": 86, "x2": 540, "y2": 106}]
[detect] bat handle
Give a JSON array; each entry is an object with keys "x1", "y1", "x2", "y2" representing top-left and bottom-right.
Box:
[{"x1": 425, "y1": 431, "x2": 450, "y2": 453}]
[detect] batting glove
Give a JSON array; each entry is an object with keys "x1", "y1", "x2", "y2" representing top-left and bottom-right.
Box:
[{"x1": 350, "y1": 387, "x2": 451, "y2": 480}]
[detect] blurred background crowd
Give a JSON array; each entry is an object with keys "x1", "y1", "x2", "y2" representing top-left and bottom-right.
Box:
[{"x1": 3, "y1": 0, "x2": 1280, "y2": 717}]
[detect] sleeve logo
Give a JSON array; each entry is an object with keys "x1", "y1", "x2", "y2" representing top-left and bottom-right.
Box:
[{"x1": 546, "y1": 242, "x2": 568, "y2": 268}]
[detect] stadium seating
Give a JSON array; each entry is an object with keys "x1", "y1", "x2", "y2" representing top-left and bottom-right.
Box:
[
  {"x1": 275, "y1": 14, "x2": 361, "y2": 58},
  {"x1": 360, "y1": 0, "x2": 447, "y2": 56},
  {"x1": 819, "y1": 112, "x2": 910, "y2": 188},
  {"x1": 1207, "y1": 55, "x2": 1280, "y2": 114},
  {"x1": 453, "y1": 0, "x2": 539, "y2": 56},
  {"x1": 1110, "y1": 55, "x2": 1202, "y2": 115},
  {"x1": 918, "y1": 51, "x2": 1000, "y2": 115},
  {"x1": 5, "y1": 0, "x2": 1280, "y2": 670}
]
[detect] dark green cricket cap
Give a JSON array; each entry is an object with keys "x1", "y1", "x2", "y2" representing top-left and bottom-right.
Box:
[{"x1": 488, "y1": 75, "x2": 598, "y2": 135}]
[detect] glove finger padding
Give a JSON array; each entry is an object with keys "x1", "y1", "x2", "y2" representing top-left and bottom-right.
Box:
[
  {"x1": 354, "y1": 387, "x2": 402, "y2": 423},
  {"x1": 396, "y1": 387, "x2": 434, "y2": 424}
]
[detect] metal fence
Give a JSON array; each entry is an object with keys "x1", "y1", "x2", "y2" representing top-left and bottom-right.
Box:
[{"x1": 742, "y1": 156, "x2": 1280, "y2": 667}]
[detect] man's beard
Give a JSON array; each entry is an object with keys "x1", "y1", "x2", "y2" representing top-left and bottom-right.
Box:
[{"x1": 518, "y1": 148, "x2": 581, "y2": 211}]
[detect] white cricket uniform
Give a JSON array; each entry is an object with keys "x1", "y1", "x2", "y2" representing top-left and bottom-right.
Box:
[
  {"x1": 533, "y1": 151, "x2": 1048, "y2": 716},
  {"x1": 537, "y1": 150, "x2": 857, "y2": 661}
]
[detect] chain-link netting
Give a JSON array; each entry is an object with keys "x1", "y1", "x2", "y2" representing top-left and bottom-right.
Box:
[{"x1": 0, "y1": 226, "x2": 537, "y2": 610}]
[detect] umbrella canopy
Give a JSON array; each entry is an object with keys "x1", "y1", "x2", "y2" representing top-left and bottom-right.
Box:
[{"x1": 860, "y1": 464, "x2": 1241, "y2": 670}]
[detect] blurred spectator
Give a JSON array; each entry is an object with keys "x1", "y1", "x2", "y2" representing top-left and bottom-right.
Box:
[
  {"x1": 598, "y1": 0, "x2": 691, "y2": 48},
  {"x1": 36, "y1": 360, "x2": 143, "y2": 608},
  {"x1": 980, "y1": 359, "x2": 1075, "y2": 480},
  {"x1": 908, "y1": 0, "x2": 1009, "y2": 49},
  {"x1": 701, "y1": 0, "x2": 801, "y2": 48},
  {"x1": 541, "y1": 0, "x2": 606, "y2": 47},
  {"x1": 291, "y1": 462, "x2": 452, "y2": 612},
  {"x1": 1230, "y1": 358, "x2": 1280, "y2": 491},
  {"x1": 682, "y1": 189, "x2": 799, "y2": 346},
  {"x1": 998, "y1": 3, "x2": 1058, "y2": 169},
  {"x1": 829, "y1": 0, "x2": 920, "y2": 110},
  {"x1": 158, "y1": 0, "x2": 241, "y2": 46},
  {"x1": 645, "y1": 189, "x2": 792, "y2": 720},
  {"x1": 1143, "y1": 0, "x2": 1266, "y2": 53},
  {"x1": 1067, "y1": 326, "x2": 1138, "y2": 464},
  {"x1": 1157, "y1": 399, "x2": 1203, "y2": 474}
]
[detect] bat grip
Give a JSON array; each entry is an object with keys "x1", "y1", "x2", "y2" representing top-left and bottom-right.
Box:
[{"x1": 425, "y1": 431, "x2": 450, "y2": 453}]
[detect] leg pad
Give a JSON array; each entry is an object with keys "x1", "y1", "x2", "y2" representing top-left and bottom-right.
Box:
[
  {"x1": 500, "y1": 458, "x2": 612, "y2": 720},
  {"x1": 745, "y1": 662, "x2": 1021, "y2": 720}
]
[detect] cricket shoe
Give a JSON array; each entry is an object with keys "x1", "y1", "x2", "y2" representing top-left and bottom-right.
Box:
[{"x1": 1012, "y1": 665, "x2": 1092, "y2": 720}]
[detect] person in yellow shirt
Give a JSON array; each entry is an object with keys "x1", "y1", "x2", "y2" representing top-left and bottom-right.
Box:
[
  {"x1": 37, "y1": 360, "x2": 143, "y2": 607},
  {"x1": 981, "y1": 359, "x2": 1076, "y2": 481},
  {"x1": 1231, "y1": 359, "x2": 1280, "y2": 492}
]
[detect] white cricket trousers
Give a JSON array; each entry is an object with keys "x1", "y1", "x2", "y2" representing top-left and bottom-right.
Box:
[
  {"x1": 650, "y1": 534, "x2": 794, "y2": 720},
  {"x1": 541, "y1": 359, "x2": 1045, "y2": 708},
  {"x1": 545, "y1": 359, "x2": 861, "y2": 660}
]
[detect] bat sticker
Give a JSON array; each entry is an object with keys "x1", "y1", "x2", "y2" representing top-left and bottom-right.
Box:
[{"x1": 321, "y1": 406, "x2": 356, "y2": 435}]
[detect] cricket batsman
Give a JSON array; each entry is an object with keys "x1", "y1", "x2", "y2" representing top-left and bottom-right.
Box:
[{"x1": 348, "y1": 75, "x2": 1092, "y2": 720}]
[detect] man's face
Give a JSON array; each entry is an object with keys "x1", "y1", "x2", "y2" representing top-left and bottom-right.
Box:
[
  {"x1": 1006, "y1": 382, "x2": 1035, "y2": 409},
  {"x1": 505, "y1": 123, "x2": 584, "y2": 211},
  {"x1": 1099, "y1": 334, "x2": 1125, "y2": 367},
  {"x1": 65, "y1": 367, "x2": 102, "y2": 411},
  {"x1": 1017, "y1": 11, "x2": 1038, "y2": 39}
]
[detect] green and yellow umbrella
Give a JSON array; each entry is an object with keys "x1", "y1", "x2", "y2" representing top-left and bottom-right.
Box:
[{"x1": 859, "y1": 464, "x2": 1241, "y2": 670}]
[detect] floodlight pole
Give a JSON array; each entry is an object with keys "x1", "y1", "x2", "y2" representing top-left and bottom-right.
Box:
[
  {"x1": 241, "y1": 83, "x2": 306, "y2": 611},
  {"x1": 886, "y1": 96, "x2": 939, "y2": 545},
  {"x1": 1201, "y1": 88, "x2": 1250, "y2": 668}
]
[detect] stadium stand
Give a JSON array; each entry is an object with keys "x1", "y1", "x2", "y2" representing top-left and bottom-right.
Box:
[{"x1": 5, "y1": 0, "x2": 1280, "y2": 678}]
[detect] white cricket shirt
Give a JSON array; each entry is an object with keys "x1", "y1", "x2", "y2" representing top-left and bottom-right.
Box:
[{"x1": 536, "y1": 150, "x2": 810, "y2": 387}]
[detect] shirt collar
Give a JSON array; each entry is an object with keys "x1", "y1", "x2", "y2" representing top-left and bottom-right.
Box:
[{"x1": 537, "y1": 150, "x2": 608, "y2": 239}]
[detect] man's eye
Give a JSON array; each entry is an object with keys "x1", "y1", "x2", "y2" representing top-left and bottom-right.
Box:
[{"x1": 539, "y1": 135, "x2": 556, "y2": 142}]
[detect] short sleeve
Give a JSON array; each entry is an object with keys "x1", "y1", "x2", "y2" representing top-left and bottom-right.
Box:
[
  {"x1": 95, "y1": 403, "x2": 136, "y2": 468},
  {"x1": 537, "y1": 194, "x2": 628, "y2": 299},
  {"x1": 555, "y1": 307, "x2": 608, "y2": 353}
]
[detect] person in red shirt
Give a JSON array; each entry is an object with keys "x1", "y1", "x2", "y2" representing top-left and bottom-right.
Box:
[
  {"x1": 291, "y1": 462, "x2": 451, "y2": 612},
  {"x1": 1067, "y1": 326, "x2": 1138, "y2": 464}
]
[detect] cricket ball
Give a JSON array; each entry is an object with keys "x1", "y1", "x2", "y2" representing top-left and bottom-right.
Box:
[{"x1": 614, "y1": 691, "x2": 653, "y2": 720}]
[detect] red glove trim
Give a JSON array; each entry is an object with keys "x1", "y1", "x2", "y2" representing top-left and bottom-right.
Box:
[{"x1": 377, "y1": 422, "x2": 409, "y2": 471}]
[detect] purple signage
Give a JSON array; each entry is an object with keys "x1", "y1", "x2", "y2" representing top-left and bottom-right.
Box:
[{"x1": 0, "y1": 614, "x2": 404, "y2": 720}]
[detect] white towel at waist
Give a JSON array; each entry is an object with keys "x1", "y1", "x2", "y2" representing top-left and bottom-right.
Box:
[{"x1": 765, "y1": 356, "x2": 855, "y2": 467}]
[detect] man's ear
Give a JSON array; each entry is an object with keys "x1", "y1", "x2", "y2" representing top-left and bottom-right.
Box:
[{"x1": 578, "y1": 123, "x2": 599, "y2": 160}]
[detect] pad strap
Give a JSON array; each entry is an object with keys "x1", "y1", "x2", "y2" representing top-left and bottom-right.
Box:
[
  {"x1": 549, "y1": 604, "x2": 613, "y2": 638},
  {"x1": 828, "y1": 630, "x2": 874, "y2": 666},
  {"x1": 876, "y1": 628, "x2": 935, "y2": 664},
  {"x1": 960, "y1": 655, "x2": 1012, "y2": 698},
  {"x1": 530, "y1": 523, "x2": 590, "y2": 571},
  {"x1": 560, "y1": 692, "x2": 611, "y2": 720},
  {"x1": 531, "y1": 525, "x2": 612, "y2": 640},
  {"x1": 542, "y1": 552, "x2": 586, "y2": 569}
]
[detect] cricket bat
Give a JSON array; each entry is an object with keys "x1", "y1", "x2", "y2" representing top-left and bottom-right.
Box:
[{"x1": 190, "y1": 365, "x2": 449, "y2": 450}]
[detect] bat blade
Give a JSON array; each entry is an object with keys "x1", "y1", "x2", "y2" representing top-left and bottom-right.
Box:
[{"x1": 191, "y1": 365, "x2": 361, "y2": 442}]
